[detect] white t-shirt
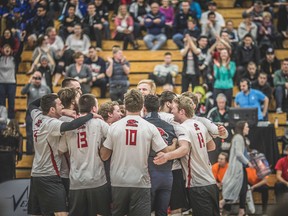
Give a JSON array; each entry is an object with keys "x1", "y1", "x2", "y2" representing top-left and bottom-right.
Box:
[
  {"x1": 31, "y1": 109, "x2": 63, "y2": 177},
  {"x1": 103, "y1": 115, "x2": 167, "y2": 188},
  {"x1": 180, "y1": 118, "x2": 216, "y2": 187},
  {"x1": 59, "y1": 118, "x2": 109, "y2": 190}
]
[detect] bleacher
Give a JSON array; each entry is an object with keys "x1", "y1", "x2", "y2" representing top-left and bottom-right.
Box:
[{"x1": 11, "y1": 0, "x2": 288, "y2": 210}]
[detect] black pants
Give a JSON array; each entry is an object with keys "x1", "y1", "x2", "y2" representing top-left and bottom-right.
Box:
[
  {"x1": 25, "y1": 110, "x2": 34, "y2": 155},
  {"x1": 92, "y1": 78, "x2": 107, "y2": 98},
  {"x1": 149, "y1": 73, "x2": 173, "y2": 86},
  {"x1": 181, "y1": 74, "x2": 199, "y2": 93},
  {"x1": 253, "y1": 185, "x2": 269, "y2": 213},
  {"x1": 84, "y1": 26, "x2": 102, "y2": 48},
  {"x1": 275, "y1": 182, "x2": 288, "y2": 203},
  {"x1": 114, "y1": 33, "x2": 135, "y2": 50}
]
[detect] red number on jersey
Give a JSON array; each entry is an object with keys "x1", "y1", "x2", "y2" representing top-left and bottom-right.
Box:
[
  {"x1": 194, "y1": 123, "x2": 200, "y2": 131},
  {"x1": 77, "y1": 131, "x2": 88, "y2": 148},
  {"x1": 33, "y1": 130, "x2": 38, "y2": 143},
  {"x1": 126, "y1": 129, "x2": 137, "y2": 146},
  {"x1": 197, "y1": 132, "x2": 205, "y2": 148}
]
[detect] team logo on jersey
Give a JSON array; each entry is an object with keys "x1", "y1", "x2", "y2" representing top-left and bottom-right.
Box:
[
  {"x1": 35, "y1": 119, "x2": 42, "y2": 127},
  {"x1": 126, "y1": 119, "x2": 138, "y2": 127},
  {"x1": 157, "y1": 127, "x2": 168, "y2": 144}
]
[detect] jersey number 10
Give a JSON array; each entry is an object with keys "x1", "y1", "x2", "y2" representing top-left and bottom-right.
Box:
[{"x1": 126, "y1": 129, "x2": 137, "y2": 146}]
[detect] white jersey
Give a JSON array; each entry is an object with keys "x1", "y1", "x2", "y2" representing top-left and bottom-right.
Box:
[
  {"x1": 193, "y1": 115, "x2": 228, "y2": 139},
  {"x1": 159, "y1": 112, "x2": 191, "y2": 170},
  {"x1": 31, "y1": 109, "x2": 63, "y2": 177},
  {"x1": 59, "y1": 115, "x2": 74, "y2": 178},
  {"x1": 180, "y1": 118, "x2": 216, "y2": 188},
  {"x1": 59, "y1": 118, "x2": 109, "y2": 190},
  {"x1": 103, "y1": 115, "x2": 167, "y2": 188}
]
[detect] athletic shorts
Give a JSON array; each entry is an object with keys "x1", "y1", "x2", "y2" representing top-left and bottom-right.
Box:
[
  {"x1": 69, "y1": 183, "x2": 111, "y2": 216},
  {"x1": 28, "y1": 175, "x2": 67, "y2": 215},
  {"x1": 170, "y1": 169, "x2": 189, "y2": 210},
  {"x1": 112, "y1": 187, "x2": 151, "y2": 216},
  {"x1": 187, "y1": 184, "x2": 220, "y2": 216}
]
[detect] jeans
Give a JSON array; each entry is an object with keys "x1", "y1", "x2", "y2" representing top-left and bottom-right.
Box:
[
  {"x1": 275, "y1": 182, "x2": 288, "y2": 203},
  {"x1": 0, "y1": 83, "x2": 16, "y2": 119},
  {"x1": 275, "y1": 85, "x2": 285, "y2": 109},
  {"x1": 172, "y1": 33, "x2": 184, "y2": 49},
  {"x1": 143, "y1": 33, "x2": 167, "y2": 50},
  {"x1": 150, "y1": 170, "x2": 173, "y2": 216},
  {"x1": 103, "y1": 21, "x2": 111, "y2": 39}
]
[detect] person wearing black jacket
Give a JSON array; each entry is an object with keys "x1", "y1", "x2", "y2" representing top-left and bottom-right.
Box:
[
  {"x1": 251, "y1": 72, "x2": 272, "y2": 100},
  {"x1": 83, "y1": 3, "x2": 103, "y2": 48},
  {"x1": 260, "y1": 47, "x2": 281, "y2": 87},
  {"x1": 236, "y1": 34, "x2": 260, "y2": 82}
]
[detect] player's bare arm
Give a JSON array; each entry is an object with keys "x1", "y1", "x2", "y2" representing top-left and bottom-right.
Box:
[
  {"x1": 154, "y1": 140, "x2": 190, "y2": 165},
  {"x1": 99, "y1": 145, "x2": 112, "y2": 161},
  {"x1": 206, "y1": 139, "x2": 216, "y2": 152}
]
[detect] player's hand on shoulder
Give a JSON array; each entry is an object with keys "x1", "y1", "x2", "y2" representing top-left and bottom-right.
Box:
[
  {"x1": 92, "y1": 112, "x2": 104, "y2": 120},
  {"x1": 62, "y1": 109, "x2": 77, "y2": 118}
]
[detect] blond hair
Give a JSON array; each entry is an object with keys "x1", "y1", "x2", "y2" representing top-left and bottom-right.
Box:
[
  {"x1": 173, "y1": 95, "x2": 194, "y2": 118},
  {"x1": 137, "y1": 79, "x2": 156, "y2": 95}
]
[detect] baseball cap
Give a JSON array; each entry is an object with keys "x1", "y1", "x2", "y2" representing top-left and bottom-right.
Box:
[
  {"x1": 13, "y1": 8, "x2": 21, "y2": 13},
  {"x1": 266, "y1": 47, "x2": 274, "y2": 55}
]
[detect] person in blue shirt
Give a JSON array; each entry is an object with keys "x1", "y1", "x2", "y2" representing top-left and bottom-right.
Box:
[{"x1": 235, "y1": 78, "x2": 269, "y2": 120}]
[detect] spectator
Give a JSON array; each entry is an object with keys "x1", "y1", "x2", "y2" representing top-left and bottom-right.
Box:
[
  {"x1": 85, "y1": 46, "x2": 107, "y2": 98},
  {"x1": 244, "y1": 1, "x2": 264, "y2": 28},
  {"x1": 197, "y1": 36, "x2": 213, "y2": 91},
  {"x1": 30, "y1": 35, "x2": 55, "y2": 74},
  {"x1": 251, "y1": 72, "x2": 272, "y2": 100},
  {"x1": 58, "y1": 5, "x2": 81, "y2": 40},
  {"x1": 22, "y1": 0, "x2": 37, "y2": 23},
  {"x1": 188, "y1": 0, "x2": 201, "y2": 20},
  {"x1": 235, "y1": 78, "x2": 269, "y2": 121},
  {"x1": 160, "y1": 0, "x2": 174, "y2": 39},
  {"x1": 83, "y1": 3, "x2": 103, "y2": 48},
  {"x1": 21, "y1": 71, "x2": 51, "y2": 154},
  {"x1": 149, "y1": 52, "x2": 178, "y2": 91},
  {"x1": 200, "y1": 1, "x2": 225, "y2": 28},
  {"x1": 66, "y1": 51, "x2": 92, "y2": 94},
  {"x1": 106, "y1": 46, "x2": 130, "y2": 102},
  {"x1": 213, "y1": 49, "x2": 236, "y2": 107},
  {"x1": 220, "y1": 121, "x2": 252, "y2": 216},
  {"x1": 207, "y1": 93, "x2": 229, "y2": 124},
  {"x1": 129, "y1": 0, "x2": 150, "y2": 39},
  {"x1": 172, "y1": 1, "x2": 196, "y2": 49},
  {"x1": 180, "y1": 34, "x2": 201, "y2": 92},
  {"x1": 0, "y1": 119, "x2": 23, "y2": 183},
  {"x1": 224, "y1": 20, "x2": 239, "y2": 44},
  {"x1": 219, "y1": 30, "x2": 236, "y2": 61},
  {"x1": 212, "y1": 152, "x2": 229, "y2": 189},
  {"x1": 275, "y1": 153, "x2": 288, "y2": 202},
  {"x1": 246, "y1": 167, "x2": 269, "y2": 214},
  {"x1": 113, "y1": 4, "x2": 138, "y2": 50},
  {"x1": 0, "y1": 28, "x2": 20, "y2": 54},
  {"x1": 94, "y1": 0, "x2": 110, "y2": 39},
  {"x1": 236, "y1": 34, "x2": 260, "y2": 82},
  {"x1": 273, "y1": 58, "x2": 288, "y2": 113},
  {"x1": 242, "y1": 61, "x2": 259, "y2": 83},
  {"x1": 6, "y1": 7, "x2": 26, "y2": 40},
  {"x1": 277, "y1": 5, "x2": 288, "y2": 46},
  {"x1": 0, "y1": 35, "x2": 24, "y2": 119},
  {"x1": 143, "y1": 2, "x2": 167, "y2": 50},
  {"x1": 60, "y1": 0, "x2": 87, "y2": 20},
  {"x1": 201, "y1": 11, "x2": 222, "y2": 44},
  {"x1": 238, "y1": 13, "x2": 258, "y2": 42},
  {"x1": 0, "y1": 106, "x2": 7, "y2": 131},
  {"x1": 64, "y1": 23, "x2": 91, "y2": 66},
  {"x1": 183, "y1": 18, "x2": 201, "y2": 41},
  {"x1": 26, "y1": 5, "x2": 54, "y2": 38},
  {"x1": 260, "y1": 47, "x2": 281, "y2": 87},
  {"x1": 137, "y1": 79, "x2": 156, "y2": 96},
  {"x1": 258, "y1": 12, "x2": 278, "y2": 54}
]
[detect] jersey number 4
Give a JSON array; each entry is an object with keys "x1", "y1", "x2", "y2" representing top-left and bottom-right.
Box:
[
  {"x1": 126, "y1": 129, "x2": 137, "y2": 146},
  {"x1": 77, "y1": 131, "x2": 88, "y2": 148}
]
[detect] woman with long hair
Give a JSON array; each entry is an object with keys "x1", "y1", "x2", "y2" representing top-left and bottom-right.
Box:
[
  {"x1": 220, "y1": 121, "x2": 252, "y2": 216},
  {"x1": 113, "y1": 5, "x2": 138, "y2": 50},
  {"x1": 0, "y1": 28, "x2": 20, "y2": 54},
  {"x1": 213, "y1": 48, "x2": 236, "y2": 107},
  {"x1": 0, "y1": 119, "x2": 23, "y2": 183}
]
